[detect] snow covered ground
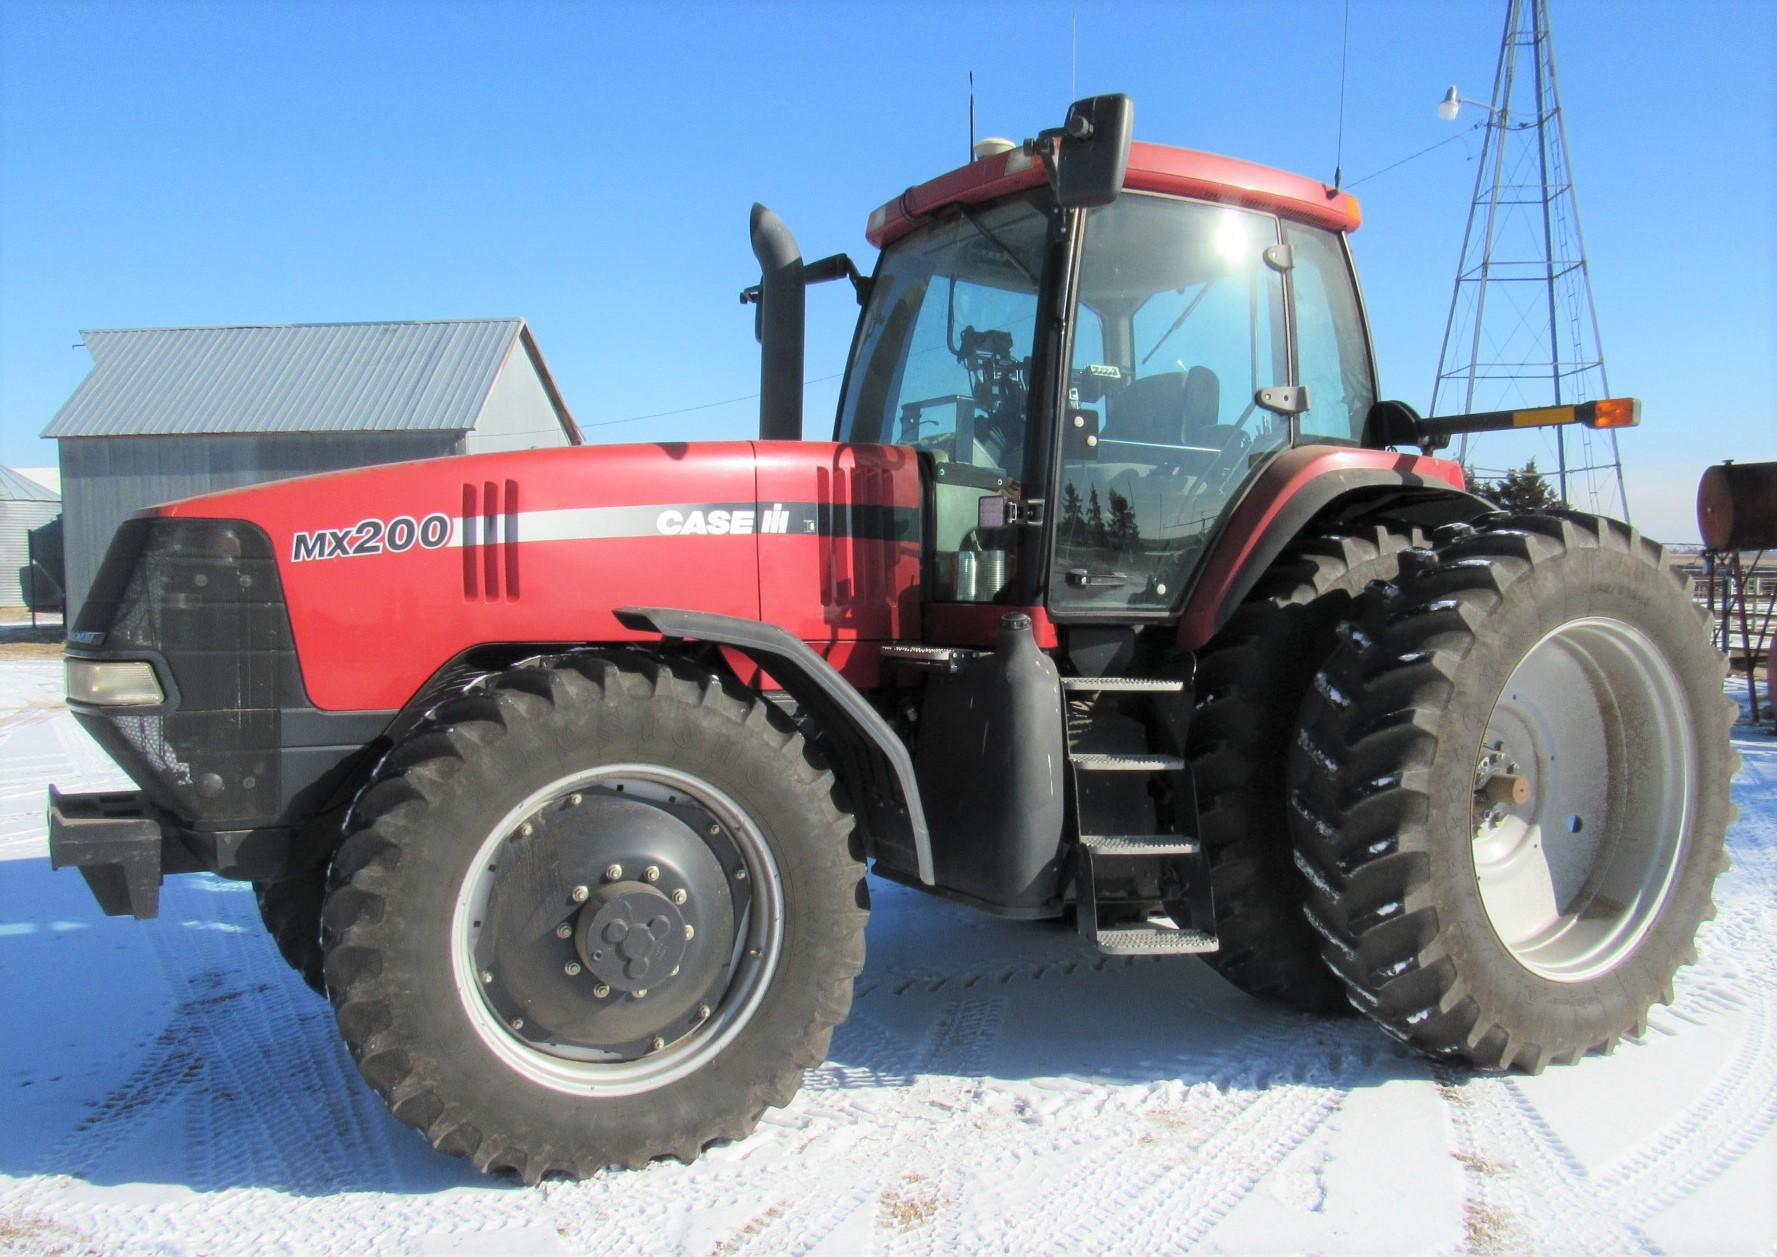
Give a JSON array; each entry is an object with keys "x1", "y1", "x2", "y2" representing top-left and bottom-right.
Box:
[{"x1": 1, "y1": 657, "x2": 1773, "y2": 1256}]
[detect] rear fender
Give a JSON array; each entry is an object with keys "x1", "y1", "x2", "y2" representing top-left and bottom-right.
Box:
[{"x1": 1178, "y1": 447, "x2": 1490, "y2": 650}]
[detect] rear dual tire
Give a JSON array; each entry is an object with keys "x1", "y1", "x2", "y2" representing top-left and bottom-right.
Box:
[
  {"x1": 1188, "y1": 524, "x2": 1425, "y2": 1013},
  {"x1": 1288, "y1": 512, "x2": 1735, "y2": 1071}
]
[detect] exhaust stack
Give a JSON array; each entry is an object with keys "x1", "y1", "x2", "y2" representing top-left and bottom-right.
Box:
[{"x1": 749, "y1": 203, "x2": 804, "y2": 441}]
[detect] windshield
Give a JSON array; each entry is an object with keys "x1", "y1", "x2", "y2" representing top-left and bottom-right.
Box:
[
  {"x1": 1051, "y1": 192, "x2": 1289, "y2": 614},
  {"x1": 837, "y1": 194, "x2": 1051, "y2": 603}
]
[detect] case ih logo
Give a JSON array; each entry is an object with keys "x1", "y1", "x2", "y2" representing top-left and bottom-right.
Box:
[
  {"x1": 291, "y1": 513, "x2": 452, "y2": 562},
  {"x1": 655, "y1": 504, "x2": 794, "y2": 536}
]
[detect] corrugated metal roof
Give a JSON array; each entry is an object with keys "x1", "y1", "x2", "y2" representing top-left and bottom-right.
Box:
[
  {"x1": 0, "y1": 464, "x2": 59, "y2": 502},
  {"x1": 43, "y1": 319, "x2": 531, "y2": 438}
]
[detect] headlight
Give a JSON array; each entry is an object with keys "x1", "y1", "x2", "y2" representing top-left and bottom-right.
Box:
[{"x1": 66, "y1": 658, "x2": 165, "y2": 707}]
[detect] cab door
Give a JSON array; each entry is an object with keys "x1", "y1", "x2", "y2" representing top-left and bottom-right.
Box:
[{"x1": 1047, "y1": 193, "x2": 1292, "y2": 619}]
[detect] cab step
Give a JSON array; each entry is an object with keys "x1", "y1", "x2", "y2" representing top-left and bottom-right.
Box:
[
  {"x1": 1079, "y1": 833, "x2": 1201, "y2": 856},
  {"x1": 1062, "y1": 677, "x2": 1187, "y2": 693},
  {"x1": 1063, "y1": 669, "x2": 1216, "y2": 955},
  {"x1": 1094, "y1": 923, "x2": 1218, "y2": 955},
  {"x1": 1071, "y1": 753, "x2": 1186, "y2": 772}
]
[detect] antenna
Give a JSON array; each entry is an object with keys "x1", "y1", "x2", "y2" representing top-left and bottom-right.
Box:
[
  {"x1": 1071, "y1": 15, "x2": 1078, "y2": 98},
  {"x1": 1428, "y1": 0, "x2": 1629, "y2": 519},
  {"x1": 1333, "y1": 0, "x2": 1350, "y2": 188},
  {"x1": 969, "y1": 71, "x2": 977, "y2": 159}
]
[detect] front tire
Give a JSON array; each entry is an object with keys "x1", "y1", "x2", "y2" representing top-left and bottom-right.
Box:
[
  {"x1": 321, "y1": 653, "x2": 868, "y2": 1181},
  {"x1": 1288, "y1": 513, "x2": 1735, "y2": 1071},
  {"x1": 255, "y1": 872, "x2": 327, "y2": 994}
]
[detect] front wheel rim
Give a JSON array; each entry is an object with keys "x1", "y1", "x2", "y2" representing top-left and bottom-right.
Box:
[
  {"x1": 450, "y1": 764, "x2": 784, "y2": 1096},
  {"x1": 1471, "y1": 616, "x2": 1695, "y2": 983}
]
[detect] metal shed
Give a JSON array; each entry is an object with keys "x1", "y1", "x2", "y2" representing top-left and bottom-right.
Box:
[
  {"x1": 0, "y1": 465, "x2": 61, "y2": 609},
  {"x1": 42, "y1": 319, "x2": 579, "y2": 619}
]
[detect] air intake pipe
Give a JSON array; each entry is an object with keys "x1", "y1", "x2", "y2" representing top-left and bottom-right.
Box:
[{"x1": 750, "y1": 203, "x2": 804, "y2": 442}]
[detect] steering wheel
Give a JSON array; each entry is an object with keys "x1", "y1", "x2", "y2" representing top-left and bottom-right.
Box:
[{"x1": 1173, "y1": 426, "x2": 1255, "y2": 523}]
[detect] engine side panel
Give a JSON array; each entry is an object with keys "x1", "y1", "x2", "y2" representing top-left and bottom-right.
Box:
[
  {"x1": 154, "y1": 443, "x2": 764, "y2": 710},
  {"x1": 754, "y1": 442, "x2": 924, "y2": 689},
  {"x1": 149, "y1": 440, "x2": 928, "y2": 710}
]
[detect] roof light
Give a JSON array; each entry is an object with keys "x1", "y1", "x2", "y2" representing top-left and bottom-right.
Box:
[{"x1": 972, "y1": 137, "x2": 1017, "y2": 159}]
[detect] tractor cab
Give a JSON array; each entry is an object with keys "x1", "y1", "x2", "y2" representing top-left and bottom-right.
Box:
[{"x1": 828, "y1": 98, "x2": 1377, "y2": 629}]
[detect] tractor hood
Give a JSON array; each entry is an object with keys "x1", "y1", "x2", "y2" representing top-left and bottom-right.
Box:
[{"x1": 140, "y1": 440, "x2": 923, "y2": 710}]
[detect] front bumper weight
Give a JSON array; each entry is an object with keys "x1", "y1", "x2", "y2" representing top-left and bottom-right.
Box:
[{"x1": 47, "y1": 786, "x2": 190, "y2": 919}]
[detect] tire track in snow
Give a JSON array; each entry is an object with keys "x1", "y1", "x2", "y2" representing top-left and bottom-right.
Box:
[
  {"x1": 997, "y1": 1017, "x2": 1358, "y2": 1255},
  {"x1": 1598, "y1": 988, "x2": 1777, "y2": 1225},
  {"x1": 1436, "y1": 1064, "x2": 1651, "y2": 1255},
  {"x1": 694, "y1": 995, "x2": 1007, "y2": 1255}
]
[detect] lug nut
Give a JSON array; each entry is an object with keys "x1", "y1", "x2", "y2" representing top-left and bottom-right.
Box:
[
  {"x1": 650, "y1": 1036, "x2": 665, "y2": 1052},
  {"x1": 643, "y1": 865, "x2": 660, "y2": 882},
  {"x1": 555, "y1": 923, "x2": 573, "y2": 939},
  {"x1": 571, "y1": 884, "x2": 590, "y2": 903},
  {"x1": 735, "y1": 868, "x2": 748, "y2": 881},
  {"x1": 684, "y1": 923, "x2": 695, "y2": 940},
  {"x1": 634, "y1": 988, "x2": 648, "y2": 999},
  {"x1": 568, "y1": 793, "x2": 583, "y2": 806},
  {"x1": 697, "y1": 1004, "x2": 711, "y2": 1021},
  {"x1": 671, "y1": 889, "x2": 687, "y2": 905},
  {"x1": 564, "y1": 961, "x2": 582, "y2": 976},
  {"x1": 604, "y1": 864, "x2": 623, "y2": 882},
  {"x1": 510, "y1": 1017, "x2": 525, "y2": 1031},
  {"x1": 479, "y1": 969, "x2": 493, "y2": 984},
  {"x1": 593, "y1": 983, "x2": 611, "y2": 999},
  {"x1": 708, "y1": 823, "x2": 720, "y2": 836},
  {"x1": 519, "y1": 821, "x2": 534, "y2": 838}
]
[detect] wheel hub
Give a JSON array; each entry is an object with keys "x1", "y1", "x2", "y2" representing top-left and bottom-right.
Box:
[
  {"x1": 471, "y1": 789, "x2": 742, "y2": 1060},
  {"x1": 577, "y1": 881, "x2": 688, "y2": 992}
]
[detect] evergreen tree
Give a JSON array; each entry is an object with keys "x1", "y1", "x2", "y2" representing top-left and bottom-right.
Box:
[
  {"x1": 1085, "y1": 486, "x2": 1108, "y2": 548},
  {"x1": 1107, "y1": 491, "x2": 1141, "y2": 553},
  {"x1": 1482, "y1": 459, "x2": 1561, "y2": 512},
  {"x1": 1061, "y1": 482, "x2": 1085, "y2": 540}
]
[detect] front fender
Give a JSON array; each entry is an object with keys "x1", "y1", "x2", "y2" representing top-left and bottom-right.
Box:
[{"x1": 614, "y1": 606, "x2": 933, "y2": 885}]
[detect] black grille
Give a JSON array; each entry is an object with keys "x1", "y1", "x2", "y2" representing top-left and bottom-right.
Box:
[{"x1": 74, "y1": 518, "x2": 301, "y2": 825}]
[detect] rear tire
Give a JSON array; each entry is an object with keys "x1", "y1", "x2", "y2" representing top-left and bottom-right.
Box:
[
  {"x1": 1288, "y1": 513, "x2": 1736, "y2": 1071},
  {"x1": 1187, "y1": 524, "x2": 1424, "y2": 1013},
  {"x1": 320, "y1": 653, "x2": 868, "y2": 1181}
]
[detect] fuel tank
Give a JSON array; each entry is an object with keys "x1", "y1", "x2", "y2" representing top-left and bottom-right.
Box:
[{"x1": 148, "y1": 441, "x2": 924, "y2": 710}]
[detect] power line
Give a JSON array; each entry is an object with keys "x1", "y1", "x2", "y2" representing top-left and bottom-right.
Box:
[
  {"x1": 1346, "y1": 126, "x2": 1479, "y2": 189},
  {"x1": 580, "y1": 372, "x2": 846, "y2": 430}
]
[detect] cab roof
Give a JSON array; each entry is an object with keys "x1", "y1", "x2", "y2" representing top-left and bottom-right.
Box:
[{"x1": 866, "y1": 141, "x2": 1362, "y2": 248}]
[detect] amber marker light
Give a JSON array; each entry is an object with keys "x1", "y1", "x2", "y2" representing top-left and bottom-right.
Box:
[{"x1": 1579, "y1": 398, "x2": 1641, "y2": 429}]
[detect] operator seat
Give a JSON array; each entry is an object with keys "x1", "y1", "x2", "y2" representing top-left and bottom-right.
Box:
[{"x1": 1104, "y1": 365, "x2": 1222, "y2": 447}]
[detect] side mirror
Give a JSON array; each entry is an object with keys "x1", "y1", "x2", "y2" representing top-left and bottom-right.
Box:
[
  {"x1": 1364, "y1": 399, "x2": 1427, "y2": 449},
  {"x1": 1051, "y1": 94, "x2": 1134, "y2": 210}
]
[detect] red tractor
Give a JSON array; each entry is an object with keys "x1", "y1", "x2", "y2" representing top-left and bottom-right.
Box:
[{"x1": 50, "y1": 96, "x2": 1733, "y2": 1182}]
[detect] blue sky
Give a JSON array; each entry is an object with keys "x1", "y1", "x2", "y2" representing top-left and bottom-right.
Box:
[{"x1": 1, "y1": 0, "x2": 1771, "y2": 542}]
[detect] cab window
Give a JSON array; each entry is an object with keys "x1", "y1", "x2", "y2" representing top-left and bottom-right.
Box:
[
  {"x1": 1287, "y1": 223, "x2": 1376, "y2": 444},
  {"x1": 837, "y1": 197, "x2": 1050, "y2": 603}
]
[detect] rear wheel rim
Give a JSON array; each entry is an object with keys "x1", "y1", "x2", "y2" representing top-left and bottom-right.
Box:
[
  {"x1": 450, "y1": 764, "x2": 783, "y2": 1096},
  {"x1": 1471, "y1": 616, "x2": 1694, "y2": 983}
]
